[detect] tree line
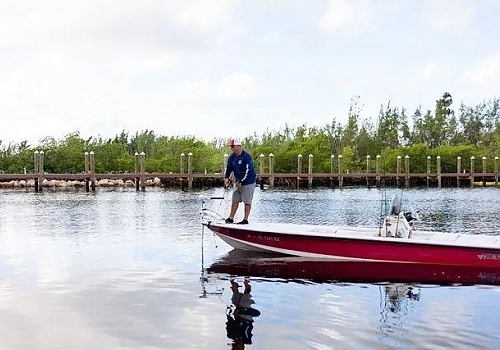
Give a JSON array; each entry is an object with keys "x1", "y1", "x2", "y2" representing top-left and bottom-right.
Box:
[{"x1": 1, "y1": 93, "x2": 499, "y2": 175}]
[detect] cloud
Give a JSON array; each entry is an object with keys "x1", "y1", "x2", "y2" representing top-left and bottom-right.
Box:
[
  {"x1": 318, "y1": 0, "x2": 374, "y2": 34},
  {"x1": 216, "y1": 73, "x2": 258, "y2": 102},
  {"x1": 413, "y1": 62, "x2": 438, "y2": 86},
  {"x1": 0, "y1": 1, "x2": 499, "y2": 147},
  {"x1": 0, "y1": 0, "x2": 237, "y2": 49},
  {"x1": 424, "y1": 0, "x2": 478, "y2": 34},
  {"x1": 168, "y1": 73, "x2": 258, "y2": 104},
  {"x1": 0, "y1": 0, "x2": 242, "y2": 144},
  {"x1": 257, "y1": 31, "x2": 283, "y2": 43},
  {"x1": 461, "y1": 50, "x2": 500, "y2": 98},
  {"x1": 175, "y1": 0, "x2": 235, "y2": 33},
  {"x1": 0, "y1": 0, "x2": 239, "y2": 81}
]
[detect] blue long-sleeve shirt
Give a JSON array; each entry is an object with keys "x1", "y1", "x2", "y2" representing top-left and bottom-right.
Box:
[{"x1": 225, "y1": 150, "x2": 257, "y2": 185}]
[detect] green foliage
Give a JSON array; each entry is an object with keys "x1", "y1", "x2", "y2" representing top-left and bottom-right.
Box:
[
  {"x1": 40, "y1": 133, "x2": 89, "y2": 173},
  {"x1": 432, "y1": 144, "x2": 476, "y2": 173},
  {"x1": 1, "y1": 94, "x2": 499, "y2": 175},
  {"x1": 339, "y1": 146, "x2": 356, "y2": 173},
  {"x1": 93, "y1": 142, "x2": 133, "y2": 173},
  {"x1": 381, "y1": 143, "x2": 430, "y2": 173}
]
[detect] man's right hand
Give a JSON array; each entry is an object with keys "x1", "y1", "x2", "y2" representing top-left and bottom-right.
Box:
[{"x1": 224, "y1": 178, "x2": 230, "y2": 188}]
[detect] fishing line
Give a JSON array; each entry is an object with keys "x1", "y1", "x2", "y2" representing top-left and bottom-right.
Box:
[
  {"x1": 215, "y1": 185, "x2": 231, "y2": 216},
  {"x1": 209, "y1": 178, "x2": 234, "y2": 218},
  {"x1": 200, "y1": 221, "x2": 224, "y2": 298}
]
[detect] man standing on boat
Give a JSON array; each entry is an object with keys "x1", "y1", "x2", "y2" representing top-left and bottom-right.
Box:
[{"x1": 224, "y1": 137, "x2": 257, "y2": 224}]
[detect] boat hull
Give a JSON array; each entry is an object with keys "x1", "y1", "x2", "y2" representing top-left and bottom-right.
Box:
[{"x1": 204, "y1": 222, "x2": 500, "y2": 267}]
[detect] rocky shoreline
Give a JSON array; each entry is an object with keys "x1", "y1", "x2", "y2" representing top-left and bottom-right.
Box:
[{"x1": 0, "y1": 177, "x2": 163, "y2": 189}]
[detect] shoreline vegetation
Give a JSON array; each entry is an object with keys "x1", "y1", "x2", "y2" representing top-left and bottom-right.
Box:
[{"x1": 1, "y1": 93, "x2": 499, "y2": 179}]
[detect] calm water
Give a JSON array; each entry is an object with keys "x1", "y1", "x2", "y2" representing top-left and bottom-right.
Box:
[{"x1": 0, "y1": 187, "x2": 499, "y2": 349}]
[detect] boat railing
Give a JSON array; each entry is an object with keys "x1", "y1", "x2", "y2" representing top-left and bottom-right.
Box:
[{"x1": 201, "y1": 195, "x2": 226, "y2": 224}]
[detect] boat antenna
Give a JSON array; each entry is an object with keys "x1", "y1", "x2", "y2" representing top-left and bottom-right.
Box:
[
  {"x1": 399, "y1": 187, "x2": 404, "y2": 210},
  {"x1": 378, "y1": 173, "x2": 387, "y2": 236}
]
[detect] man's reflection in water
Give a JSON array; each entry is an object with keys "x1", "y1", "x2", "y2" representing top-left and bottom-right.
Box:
[
  {"x1": 226, "y1": 278, "x2": 260, "y2": 349},
  {"x1": 384, "y1": 284, "x2": 420, "y2": 313},
  {"x1": 378, "y1": 284, "x2": 421, "y2": 342}
]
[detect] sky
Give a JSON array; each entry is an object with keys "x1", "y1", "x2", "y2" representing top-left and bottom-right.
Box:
[{"x1": 0, "y1": 0, "x2": 499, "y2": 146}]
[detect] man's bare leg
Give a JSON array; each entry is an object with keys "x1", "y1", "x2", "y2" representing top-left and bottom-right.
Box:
[
  {"x1": 228, "y1": 202, "x2": 239, "y2": 220},
  {"x1": 243, "y1": 204, "x2": 251, "y2": 221}
]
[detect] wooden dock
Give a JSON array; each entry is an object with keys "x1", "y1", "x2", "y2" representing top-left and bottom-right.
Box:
[
  {"x1": 0, "y1": 171, "x2": 498, "y2": 190},
  {"x1": 0, "y1": 151, "x2": 498, "y2": 190}
]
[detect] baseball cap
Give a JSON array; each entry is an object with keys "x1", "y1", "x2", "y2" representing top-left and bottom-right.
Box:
[{"x1": 228, "y1": 137, "x2": 242, "y2": 146}]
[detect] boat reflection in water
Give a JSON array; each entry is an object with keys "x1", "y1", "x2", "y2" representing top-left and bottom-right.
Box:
[
  {"x1": 208, "y1": 249, "x2": 500, "y2": 287},
  {"x1": 209, "y1": 250, "x2": 500, "y2": 347}
]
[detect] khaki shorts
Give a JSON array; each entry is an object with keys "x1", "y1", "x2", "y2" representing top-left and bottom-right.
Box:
[{"x1": 232, "y1": 183, "x2": 256, "y2": 205}]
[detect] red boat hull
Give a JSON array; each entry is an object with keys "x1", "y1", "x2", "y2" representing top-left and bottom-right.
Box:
[
  {"x1": 209, "y1": 250, "x2": 500, "y2": 286},
  {"x1": 205, "y1": 223, "x2": 500, "y2": 267}
]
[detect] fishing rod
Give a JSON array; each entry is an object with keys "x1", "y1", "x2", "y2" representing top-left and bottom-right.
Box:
[{"x1": 378, "y1": 173, "x2": 387, "y2": 236}]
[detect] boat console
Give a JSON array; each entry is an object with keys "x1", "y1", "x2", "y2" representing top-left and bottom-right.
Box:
[
  {"x1": 380, "y1": 195, "x2": 417, "y2": 239},
  {"x1": 381, "y1": 212, "x2": 413, "y2": 238}
]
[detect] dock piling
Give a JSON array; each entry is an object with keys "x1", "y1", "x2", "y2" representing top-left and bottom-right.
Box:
[
  {"x1": 140, "y1": 152, "x2": 146, "y2": 191},
  {"x1": 269, "y1": 154, "x2": 274, "y2": 188},
  {"x1": 85, "y1": 152, "x2": 90, "y2": 192},
  {"x1": 495, "y1": 156, "x2": 499, "y2": 187},
  {"x1": 297, "y1": 154, "x2": 302, "y2": 189},
  {"x1": 187, "y1": 152, "x2": 193, "y2": 190},
  {"x1": 437, "y1": 156, "x2": 441, "y2": 188},
  {"x1": 482, "y1": 156, "x2": 487, "y2": 187},
  {"x1": 181, "y1": 153, "x2": 186, "y2": 190},
  {"x1": 377, "y1": 155, "x2": 382, "y2": 188},
  {"x1": 338, "y1": 155, "x2": 343, "y2": 188},
  {"x1": 470, "y1": 156, "x2": 475, "y2": 188},
  {"x1": 330, "y1": 155, "x2": 335, "y2": 188},
  {"x1": 404, "y1": 155, "x2": 410, "y2": 188},
  {"x1": 308, "y1": 154, "x2": 313, "y2": 189},
  {"x1": 426, "y1": 156, "x2": 431, "y2": 188},
  {"x1": 89, "y1": 151, "x2": 95, "y2": 192},
  {"x1": 135, "y1": 152, "x2": 140, "y2": 191},
  {"x1": 366, "y1": 155, "x2": 370, "y2": 187},
  {"x1": 34, "y1": 151, "x2": 39, "y2": 193}
]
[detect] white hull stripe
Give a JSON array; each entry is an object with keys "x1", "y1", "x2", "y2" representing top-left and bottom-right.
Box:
[{"x1": 216, "y1": 233, "x2": 390, "y2": 262}]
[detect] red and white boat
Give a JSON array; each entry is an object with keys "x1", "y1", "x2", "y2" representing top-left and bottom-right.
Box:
[
  {"x1": 202, "y1": 195, "x2": 500, "y2": 268},
  {"x1": 209, "y1": 250, "x2": 500, "y2": 286}
]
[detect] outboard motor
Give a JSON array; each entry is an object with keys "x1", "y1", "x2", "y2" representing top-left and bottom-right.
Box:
[{"x1": 404, "y1": 211, "x2": 414, "y2": 223}]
